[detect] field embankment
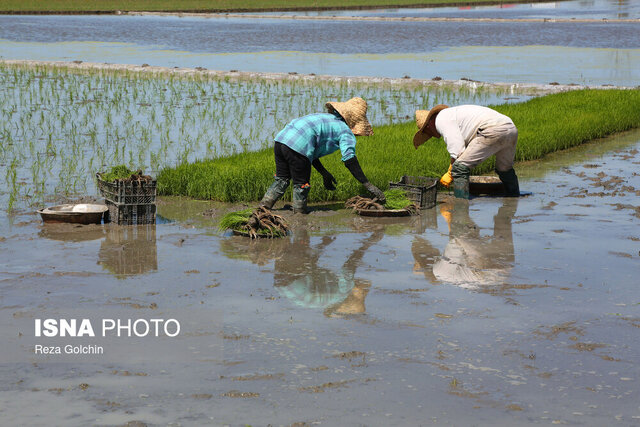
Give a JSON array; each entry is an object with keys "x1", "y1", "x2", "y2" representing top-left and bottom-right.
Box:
[{"x1": 158, "y1": 89, "x2": 640, "y2": 202}]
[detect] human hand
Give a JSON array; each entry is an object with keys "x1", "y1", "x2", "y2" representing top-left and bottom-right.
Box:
[
  {"x1": 322, "y1": 172, "x2": 337, "y2": 191},
  {"x1": 439, "y1": 164, "x2": 453, "y2": 187},
  {"x1": 364, "y1": 182, "x2": 386, "y2": 204}
]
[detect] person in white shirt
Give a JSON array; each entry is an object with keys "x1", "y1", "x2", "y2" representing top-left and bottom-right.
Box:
[{"x1": 413, "y1": 104, "x2": 520, "y2": 199}]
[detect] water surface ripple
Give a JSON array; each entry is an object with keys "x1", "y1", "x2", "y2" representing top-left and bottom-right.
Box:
[
  {"x1": 1, "y1": 14, "x2": 639, "y2": 85},
  {"x1": 2, "y1": 15, "x2": 638, "y2": 52}
]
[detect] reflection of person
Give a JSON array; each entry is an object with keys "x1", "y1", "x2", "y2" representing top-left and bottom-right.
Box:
[
  {"x1": 273, "y1": 228, "x2": 383, "y2": 316},
  {"x1": 413, "y1": 105, "x2": 520, "y2": 199},
  {"x1": 259, "y1": 97, "x2": 385, "y2": 214},
  {"x1": 414, "y1": 199, "x2": 518, "y2": 289},
  {"x1": 218, "y1": 235, "x2": 288, "y2": 267}
]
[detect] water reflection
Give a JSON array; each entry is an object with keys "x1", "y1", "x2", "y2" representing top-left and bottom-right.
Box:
[
  {"x1": 219, "y1": 227, "x2": 385, "y2": 316},
  {"x1": 413, "y1": 198, "x2": 518, "y2": 290},
  {"x1": 38, "y1": 223, "x2": 106, "y2": 242},
  {"x1": 97, "y1": 225, "x2": 158, "y2": 278},
  {"x1": 218, "y1": 234, "x2": 289, "y2": 266},
  {"x1": 273, "y1": 229, "x2": 383, "y2": 316}
]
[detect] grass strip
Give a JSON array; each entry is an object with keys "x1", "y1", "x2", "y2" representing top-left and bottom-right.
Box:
[
  {"x1": 158, "y1": 89, "x2": 640, "y2": 202},
  {"x1": 0, "y1": 0, "x2": 531, "y2": 13}
]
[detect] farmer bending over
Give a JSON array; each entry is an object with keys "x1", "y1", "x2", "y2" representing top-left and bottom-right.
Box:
[
  {"x1": 413, "y1": 105, "x2": 520, "y2": 199},
  {"x1": 260, "y1": 97, "x2": 386, "y2": 213}
]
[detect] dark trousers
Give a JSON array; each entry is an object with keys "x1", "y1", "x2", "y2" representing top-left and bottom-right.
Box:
[{"x1": 274, "y1": 142, "x2": 311, "y2": 187}]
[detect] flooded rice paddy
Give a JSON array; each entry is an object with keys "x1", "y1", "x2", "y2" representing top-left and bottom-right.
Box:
[
  {"x1": 0, "y1": 127, "x2": 639, "y2": 426},
  {"x1": 1, "y1": 1, "x2": 639, "y2": 424},
  {"x1": 0, "y1": 9, "x2": 639, "y2": 85},
  {"x1": 250, "y1": 0, "x2": 640, "y2": 20}
]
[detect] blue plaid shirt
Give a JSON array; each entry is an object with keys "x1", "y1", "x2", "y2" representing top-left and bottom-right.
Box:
[{"x1": 274, "y1": 113, "x2": 356, "y2": 162}]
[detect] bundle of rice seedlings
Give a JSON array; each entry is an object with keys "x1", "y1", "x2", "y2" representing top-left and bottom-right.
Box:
[
  {"x1": 345, "y1": 195, "x2": 384, "y2": 211},
  {"x1": 218, "y1": 206, "x2": 289, "y2": 239},
  {"x1": 345, "y1": 189, "x2": 418, "y2": 214},
  {"x1": 100, "y1": 165, "x2": 152, "y2": 184}
]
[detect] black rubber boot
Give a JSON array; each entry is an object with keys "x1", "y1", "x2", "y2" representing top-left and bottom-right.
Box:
[
  {"x1": 293, "y1": 184, "x2": 310, "y2": 214},
  {"x1": 451, "y1": 162, "x2": 471, "y2": 199},
  {"x1": 260, "y1": 177, "x2": 289, "y2": 209},
  {"x1": 497, "y1": 168, "x2": 520, "y2": 197}
]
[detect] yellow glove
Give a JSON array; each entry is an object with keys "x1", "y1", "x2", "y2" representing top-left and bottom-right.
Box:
[{"x1": 439, "y1": 164, "x2": 453, "y2": 187}]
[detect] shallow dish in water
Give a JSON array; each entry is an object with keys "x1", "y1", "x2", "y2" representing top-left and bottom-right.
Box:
[{"x1": 38, "y1": 204, "x2": 108, "y2": 224}]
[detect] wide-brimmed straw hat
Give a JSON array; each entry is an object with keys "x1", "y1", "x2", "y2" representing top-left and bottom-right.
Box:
[
  {"x1": 413, "y1": 104, "x2": 449, "y2": 148},
  {"x1": 326, "y1": 97, "x2": 373, "y2": 136}
]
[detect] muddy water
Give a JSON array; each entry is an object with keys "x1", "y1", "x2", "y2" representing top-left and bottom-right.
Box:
[
  {"x1": 250, "y1": 0, "x2": 640, "y2": 20},
  {"x1": 1, "y1": 14, "x2": 639, "y2": 85},
  {"x1": 0, "y1": 130, "x2": 638, "y2": 425}
]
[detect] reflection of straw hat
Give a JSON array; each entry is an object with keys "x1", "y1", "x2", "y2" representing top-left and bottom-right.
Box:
[
  {"x1": 326, "y1": 97, "x2": 373, "y2": 136},
  {"x1": 413, "y1": 105, "x2": 449, "y2": 148},
  {"x1": 327, "y1": 280, "x2": 370, "y2": 316}
]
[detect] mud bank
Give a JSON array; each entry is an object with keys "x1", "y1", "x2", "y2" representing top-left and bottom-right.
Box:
[{"x1": 1, "y1": 59, "x2": 629, "y2": 94}]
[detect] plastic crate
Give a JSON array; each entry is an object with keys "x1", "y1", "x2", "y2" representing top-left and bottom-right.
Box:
[
  {"x1": 105, "y1": 200, "x2": 156, "y2": 225},
  {"x1": 388, "y1": 176, "x2": 438, "y2": 209},
  {"x1": 96, "y1": 173, "x2": 157, "y2": 205},
  {"x1": 97, "y1": 172, "x2": 157, "y2": 225}
]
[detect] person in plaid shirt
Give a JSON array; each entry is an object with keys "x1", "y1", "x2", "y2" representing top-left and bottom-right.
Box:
[{"x1": 260, "y1": 97, "x2": 386, "y2": 214}]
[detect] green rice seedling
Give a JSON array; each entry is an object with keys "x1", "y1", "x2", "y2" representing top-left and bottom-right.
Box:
[
  {"x1": 217, "y1": 208, "x2": 253, "y2": 232},
  {"x1": 383, "y1": 189, "x2": 412, "y2": 210},
  {"x1": 99, "y1": 165, "x2": 137, "y2": 182}
]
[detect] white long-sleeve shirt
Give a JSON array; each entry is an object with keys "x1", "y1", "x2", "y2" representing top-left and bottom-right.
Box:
[{"x1": 435, "y1": 105, "x2": 514, "y2": 159}]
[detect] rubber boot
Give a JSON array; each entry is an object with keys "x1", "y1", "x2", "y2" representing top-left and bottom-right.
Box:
[
  {"x1": 260, "y1": 177, "x2": 289, "y2": 209},
  {"x1": 451, "y1": 162, "x2": 471, "y2": 200},
  {"x1": 293, "y1": 183, "x2": 310, "y2": 214},
  {"x1": 497, "y1": 168, "x2": 520, "y2": 197}
]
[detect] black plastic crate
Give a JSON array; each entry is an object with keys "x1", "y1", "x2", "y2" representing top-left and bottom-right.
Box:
[
  {"x1": 96, "y1": 173, "x2": 156, "y2": 206},
  {"x1": 97, "y1": 172, "x2": 157, "y2": 225},
  {"x1": 105, "y1": 200, "x2": 156, "y2": 225},
  {"x1": 389, "y1": 176, "x2": 438, "y2": 209}
]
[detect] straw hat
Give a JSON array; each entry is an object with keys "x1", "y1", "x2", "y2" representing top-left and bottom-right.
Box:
[
  {"x1": 413, "y1": 104, "x2": 449, "y2": 148},
  {"x1": 326, "y1": 97, "x2": 373, "y2": 136}
]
